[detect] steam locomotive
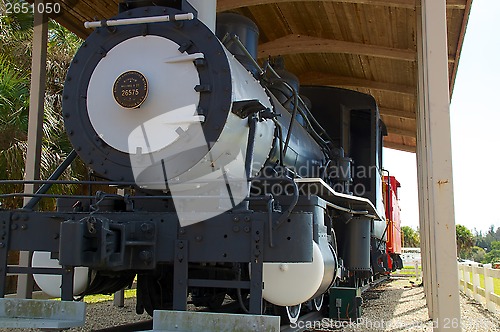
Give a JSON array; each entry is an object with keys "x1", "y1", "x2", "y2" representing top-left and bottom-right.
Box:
[{"x1": 0, "y1": 0, "x2": 403, "y2": 324}]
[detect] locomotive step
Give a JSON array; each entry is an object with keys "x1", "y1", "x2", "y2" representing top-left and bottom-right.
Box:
[
  {"x1": 0, "y1": 298, "x2": 86, "y2": 329},
  {"x1": 144, "y1": 310, "x2": 280, "y2": 332}
]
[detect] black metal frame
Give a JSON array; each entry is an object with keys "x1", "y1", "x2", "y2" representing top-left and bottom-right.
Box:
[{"x1": 0, "y1": 177, "x2": 317, "y2": 314}]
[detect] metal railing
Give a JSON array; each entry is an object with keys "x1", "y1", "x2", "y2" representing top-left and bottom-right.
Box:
[{"x1": 458, "y1": 262, "x2": 500, "y2": 313}]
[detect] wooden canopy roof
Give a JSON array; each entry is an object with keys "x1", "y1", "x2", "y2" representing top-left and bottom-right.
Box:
[{"x1": 48, "y1": 0, "x2": 472, "y2": 153}]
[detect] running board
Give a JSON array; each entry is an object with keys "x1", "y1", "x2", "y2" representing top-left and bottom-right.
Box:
[
  {"x1": 0, "y1": 298, "x2": 86, "y2": 329},
  {"x1": 145, "y1": 310, "x2": 280, "y2": 332}
]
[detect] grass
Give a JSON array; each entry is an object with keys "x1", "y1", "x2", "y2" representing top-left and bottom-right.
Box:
[
  {"x1": 50, "y1": 289, "x2": 137, "y2": 304},
  {"x1": 82, "y1": 289, "x2": 137, "y2": 304},
  {"x1": 469, "y1": 273, "x2": 500, "y2": 296},
  {"x1": 393, "y1": 265, "x2": 422, "y2": 276},
  {"x1": 398, "y1": 265, "x2": 500, "y2": 296}
]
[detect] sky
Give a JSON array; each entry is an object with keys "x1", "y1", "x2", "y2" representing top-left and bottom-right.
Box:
[{"x1": 382, "y1": 0, "x2": 500, "y2": 234}]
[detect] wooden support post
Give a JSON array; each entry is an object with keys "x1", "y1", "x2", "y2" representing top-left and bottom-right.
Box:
[
  {"x1": 484, "y1": 264, "x2": 496, "y2": 313},
  {"x1": 472, "y1": 265, "x2": 481, "y2": 303},
  {"x1": 17, "y1": 0, "x2": 48, "y2": 299},
  {"x1": 416, "y1": 0, "x2": 462, "y2": 330},
  {"x1": 464, "y1": 266, "x2": 471, "y2": 298}
]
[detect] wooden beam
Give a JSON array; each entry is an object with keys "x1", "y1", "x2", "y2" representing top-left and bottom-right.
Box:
[
  {"x1": 387, "y1": 127, "x2": 415, "y2": 137},
  {"x1": 217, "y1": 0, "x2": 466, "y2": 12},
  {"x1": 450, "y1": 0, "x2": 473, "y2": 96},
  {"x1": 379, "y1": 107, "x2": 416, "y2": 119},
  {"x1": 258, "y1": 34, "x2": 416, "y2": 61},
  {"x1": 446, "y1": 0, "x2": 468, "y2": 10},
  {"x1": 416, "y1": 0, "x2": 461, "y2": 326},
  {"x1": 19, "y1": 0, "x2": 48, "y2": 299},
  {"x1": 383, "y1": 141, "x2": 416, "y2": 153},
  {"x1": 257, "y1": 35, "x2": 458, "y2": 63},
  {"x1": 298, "y1": 72, "x2": 416, "y2": 95}
]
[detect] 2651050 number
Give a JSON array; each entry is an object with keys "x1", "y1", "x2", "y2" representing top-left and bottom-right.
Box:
[{"x1": 5, "y1": 2, "x2": 61, "y2": 15}]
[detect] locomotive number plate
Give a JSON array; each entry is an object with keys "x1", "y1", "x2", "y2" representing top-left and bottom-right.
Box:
[{"x1": 113, "y1": 70, "x2": 148, "y2": 109}]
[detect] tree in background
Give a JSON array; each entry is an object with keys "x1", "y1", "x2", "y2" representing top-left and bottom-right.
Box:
[
  {"x1": 401, "y1": 226, "x2": 420, "y2": 248},
  {"x1": 482, "y1": 241, "x2": 500, "y2": 264},
  {"x1": 0, "y1": 0, "x2": 84, "y2": 209},
  {"x1": 474, "y1": 225, "x2": 500, "y2": 252},
  {"x1": 456, "y1": 224, "x2": 474, "y2": 259},
  {"x1": 469, "y1": 246, "x2": 486, "y2": 263}
]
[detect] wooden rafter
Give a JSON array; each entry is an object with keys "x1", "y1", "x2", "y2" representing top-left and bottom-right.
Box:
[
  {"x1": 217, "y1": 0, "x2": 466, "y2": 12},
  {"x1": 258, "y1": 35, "x2": 416, "y2": 61},
  {"x1": 258, "y1": 35, "x2": 458, "y2": 63},
  {"x1": 298, "y1": 72, "x2": 415, "y2": 95},
  {"x1": 379, "y1": 107, "x2": 416, "y2": 120},
  {"x1": 450, "y1": 0, "x2": 473, "y2": 96},
  {"x1": 386, "y1": 127, "x2": 415, "y2": 138},
  {"x1": 383, "y1": 141, "x2": 416, "y2": 153}
]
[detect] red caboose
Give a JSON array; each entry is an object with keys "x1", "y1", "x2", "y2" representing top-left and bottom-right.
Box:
[{"x1": 383, "y1": 176, "x2": 403, "y2": 271}]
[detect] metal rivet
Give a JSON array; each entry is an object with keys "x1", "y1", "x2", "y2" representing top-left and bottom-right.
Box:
[{"x1": 139, "y1": 250, "x2": 152, "y2": 262}]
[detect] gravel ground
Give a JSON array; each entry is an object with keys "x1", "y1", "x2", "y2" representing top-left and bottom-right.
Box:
[
  {"x1": 313, "y1": 277, "x2": 500, "y2": 331},
  {"x1": 1, "y1": 277, "x2": 499, "y2": 331},
  {"x1": 66, "y1": 298, "x2": 151, "y2": 331},
  {"x1": 0, "y1": 298, "x2": 151, "y2": 332}
]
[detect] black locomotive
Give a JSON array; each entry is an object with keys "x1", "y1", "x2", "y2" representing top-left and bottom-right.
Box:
[{"x1": 0, "y1": 0, "x2": 400, "y2": 324}]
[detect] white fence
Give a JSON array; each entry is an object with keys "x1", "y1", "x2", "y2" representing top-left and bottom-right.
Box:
[
  {"x1": 458, "y1": 262, "x2": 500, "y2": 313},
  {"x1": 401, "y1": 247, "x2": 421, "y2": 264},
  {"x1": 394, "y1": 247, "x2": 422, "y2": 278}
]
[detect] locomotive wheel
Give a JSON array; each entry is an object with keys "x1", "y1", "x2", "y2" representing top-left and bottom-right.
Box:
[
  {"x1": 136, "y1": 268, "x2": 173, "y2": 316},
  {"x1": 275, "y1": 304, "x2": 302, "y2": 324},
  {"x1": 192, "y1": 291, "x2": 226, "y2": 310},
  {"x1": 313, "y1": 294, "x2": 324, "y2": 311},
  {"x1": 208, "y1": 292, "x2": 226, "y2": 310}
]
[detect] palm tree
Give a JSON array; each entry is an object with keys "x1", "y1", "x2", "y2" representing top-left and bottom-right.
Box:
[
  {"x1": 401, "y1": 226, "x2": 420, "y2": 248},
  {"x1": 456, "y1": 224, "x2": 474, "y2": 259},
  {"x1": 0, "y1": 1, "x2": 85, "y2": 210}
]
